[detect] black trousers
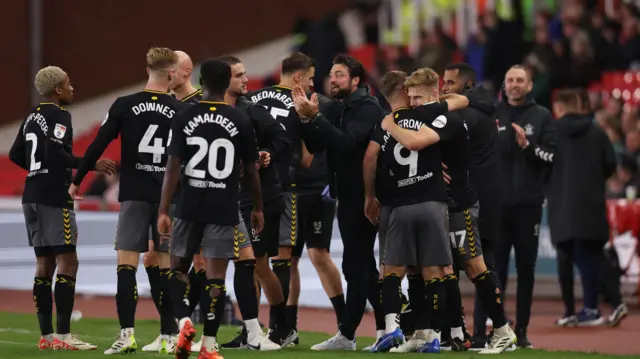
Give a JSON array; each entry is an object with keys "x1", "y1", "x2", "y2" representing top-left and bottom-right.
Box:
[
  {"x1": 556, "y1": 240, "x2": 623, "y2": 315},
  {"x1": 336, "y1": 201, "x2": 380, "y2": 338},
  {"x1": 472, "y1": 237, "x2": 496, "y2": 338},
  {"x1": 495, "y1": 203, "x2": 542, "y2": 333}
]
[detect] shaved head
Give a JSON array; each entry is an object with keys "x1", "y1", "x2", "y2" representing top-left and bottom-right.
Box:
[
  {"x1": 170, "y1": 50, "x2": 195, "y2": 92},
  {"x1": 175, "y1": 50, "x2": 193, "y2": 70}
]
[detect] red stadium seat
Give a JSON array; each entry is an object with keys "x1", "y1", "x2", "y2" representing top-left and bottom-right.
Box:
[{"x1": 607, "y1": 199, "x2": 640, "y2": 304}]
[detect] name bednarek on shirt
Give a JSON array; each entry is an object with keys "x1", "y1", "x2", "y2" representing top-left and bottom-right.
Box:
[
  {"x1": 397, "y1": 172, "x2": 433, "y2": 187},
  {"x1": 136, "y1": 163, "x2": 166, "y2": 172},
  {"x1": 250, "y1": 90, "x2": 295, "y2": 109},
  {"x1": 188, "y1": 179, "x2": 227, "y2": 189}
]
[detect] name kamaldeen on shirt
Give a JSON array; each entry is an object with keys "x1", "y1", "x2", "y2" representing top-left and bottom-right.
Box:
[{"x1": 169, "y1": 102, "x2": 257, "y2": 226}]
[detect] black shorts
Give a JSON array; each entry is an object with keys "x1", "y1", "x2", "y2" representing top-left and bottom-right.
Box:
[
  {"x1": 242, "y1": 196, "x2": 284, "y2": 258},
  {"x1": 23, "y1": 204, "x2": 77, "y2": 257},
  {"x1": 292, "y1": 193, "x2": 336, "y2": 257}
]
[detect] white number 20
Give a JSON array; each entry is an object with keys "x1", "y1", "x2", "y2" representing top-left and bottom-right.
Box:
[
  {"x1": 25, "y1": 133, "x2": 41, "y2": 171},
  {"x1": 138, "y1": 124, "x2": 172, "y2": 163},
  {"x1": 185, "y1": 137, "x2": 235, "y2": 180},
  {"x1": 393, "y1": 143, "x2": 418, "y2": 177}
]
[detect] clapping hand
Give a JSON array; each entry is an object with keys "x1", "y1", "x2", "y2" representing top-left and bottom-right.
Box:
[
  {"x1": 512, "y1": 123, "x2": 529, "y2": 148},
  {"x1": 292, "y1": 85, "x2": 319, "y2": 119}
]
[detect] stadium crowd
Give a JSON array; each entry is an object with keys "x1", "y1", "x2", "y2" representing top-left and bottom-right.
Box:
[{"x1": 7, "y1": 0, "x2": 638, "y2": 359}]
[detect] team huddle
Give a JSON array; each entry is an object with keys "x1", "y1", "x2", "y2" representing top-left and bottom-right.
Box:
[{"x1": 11, "y1": 47, "x2": 522, "y2": 358}]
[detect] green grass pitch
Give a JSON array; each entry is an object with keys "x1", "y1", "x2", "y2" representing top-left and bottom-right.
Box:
[{"x1": 0, "y1": 312, "x2": 631, "y2": 358}]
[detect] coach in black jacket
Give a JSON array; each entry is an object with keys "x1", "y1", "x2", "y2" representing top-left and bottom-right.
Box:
[
  {"x1": 292, "y1": 54, "x2": 384, "y2": 349},
  {"x1": 547, "y1": 89, "x2": 618, "y2": 324},
  {"x1": 493, "y1": 65, "x2": 556, "y2": 348}
]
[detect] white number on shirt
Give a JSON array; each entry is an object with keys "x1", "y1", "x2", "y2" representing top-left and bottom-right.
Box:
[
  {"x1": 185, "y1": 137, "x2": 235, "y2": 180},
  {"x1": 393, "y1": 143, "x2": 418, "y2": 177},
  {"x1": 269, "y1": 107, "x2": 290, "y2": 121},
  {"x1": 138, "y1": 124, "x2": 172, "y2": 163},
  {"x1": 25, "y1": 133, "x2": 41, "y2": 171}
]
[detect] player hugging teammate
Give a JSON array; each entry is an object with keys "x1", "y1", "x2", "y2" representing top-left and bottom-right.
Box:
[{"x1": 364, "y1": 69, "x2": 517, "y2": 354}]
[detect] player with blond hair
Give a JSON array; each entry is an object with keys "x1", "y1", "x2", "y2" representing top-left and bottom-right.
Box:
[
  {"x1": 9, "y1": 66, "x2": 116, "y2": 351},
  {"x1": 70, "y1": 47, "x2": 186, "y2": 355},
  {"x1": 141, "y1": 50, "x2": 205, "y2": 354}
]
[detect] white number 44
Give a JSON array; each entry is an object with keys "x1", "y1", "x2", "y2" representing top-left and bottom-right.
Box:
[{"x1": 449, "y1": 230, "x2": 466, "y2": 248}]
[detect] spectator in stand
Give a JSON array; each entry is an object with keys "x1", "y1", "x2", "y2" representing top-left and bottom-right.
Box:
[
  {"x1": 375, "y1": 45, "x2": 416, "y2": 76},
  {"x1": 352, "y1": 0, "x2": 382, "y2": 45},
  {"x1": 416, "y1": 28, "x2": 454, "y2": 75},
  {"x1": 625, "y1": 129, "x2": 640, "y2": 164},
  {"x1": 529, "y1": 20, "x2": 556, "y2": 71},
  {"x1": 483, "y1": 4, "x2": 527, "y2": 95},
  {"x1": 595, "y1": 112, "x2": 626, "y2": 154},
  {"x1": 523, "y1": 54, "x2": 552, "y2": 109},
  {"x1": 565, "y1": 30, "x2": 599, "y2": 88},
  {"x1": 464, "y1": 18, "x2": 490, "y2": 84},
  {"x1": 609, "y1": 152, "x2": 640, "y2": 199},
  {"x1": 619, "y1": 9, "x2": 640, "y2": 69},
  {"x1": 604, "y1": 97, "x2": 624, "y2": 120},
  {"x1": 621, "y1": 108, "x2": 639, "y2": 136}
]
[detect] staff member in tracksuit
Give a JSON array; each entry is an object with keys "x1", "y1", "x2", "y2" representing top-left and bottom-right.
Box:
[
  {"x1": 548, "y1": 89, "x2": 628, "y2": 328},
  {"x1": 493, "y1": 65, "x2": 556, "y2": 349},
  {"x1": 292, "y1": 54, "x2": 385, "y2": 351}
]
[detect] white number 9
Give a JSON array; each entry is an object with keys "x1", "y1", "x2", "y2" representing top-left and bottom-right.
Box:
[{"x1": 393, "y1": 143, "x2": 418, "y2": 177}]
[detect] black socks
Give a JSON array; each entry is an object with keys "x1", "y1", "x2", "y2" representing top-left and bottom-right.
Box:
[
  {"x1": 33, "y1": 277, "x2": 53, "y2": 336},
  {"x1": 116, "y1": 265, "x2": 138, "y2": 329}
]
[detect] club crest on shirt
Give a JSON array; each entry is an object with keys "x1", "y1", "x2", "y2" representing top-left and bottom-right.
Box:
[
  {"x1": 432, "y1": 115, "x2": 447, "y2": 128},
  {"x1": 524, "y1": 123, "x2": 534, "y2": 136},
  {"x1": 54, "y1": 123, "x2": 67, "y2": 139}
]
